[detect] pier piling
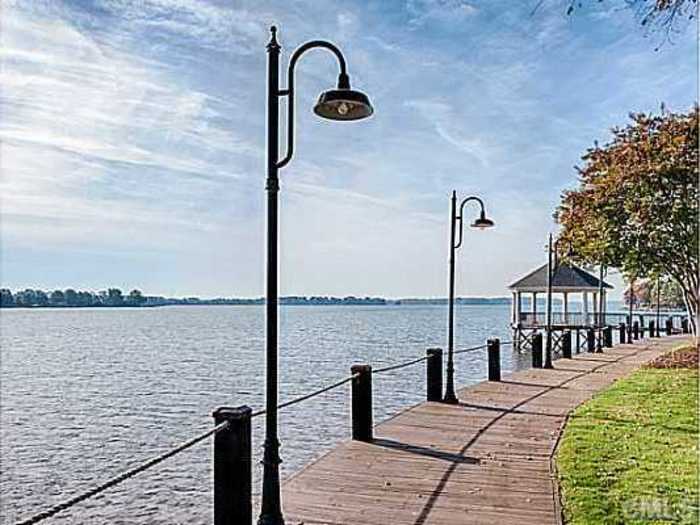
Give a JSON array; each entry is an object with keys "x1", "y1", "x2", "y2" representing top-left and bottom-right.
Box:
[
  {"x1": 562, "y1": 331, "x2": 572, "y2": 359},
  {"x1": 213, "y1": 406, "x2": 252, "y2": 525},
  {"x1": 487, "y1": 339, "x2": 501, "y2": 381},
  {"x1": 604, "y1": 326, "x2": 612, "y2": 347},
  {"x1": 426, "y1": 348, "x2": 443, "y2": 401},
  {"x1": 532, "y1": 333, "x2": 543, "y2": 368},
  {"x1": 351, "y1": 364, "x2": 373, "y2": 442},
  {"x1": 586, "y1": 328, "x2": 595, "y2": 353}
]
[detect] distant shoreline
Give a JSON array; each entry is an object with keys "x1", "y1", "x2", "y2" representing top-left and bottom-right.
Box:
[{"x1": 0, "y1": 295, "x2": 512, "y2": 309}]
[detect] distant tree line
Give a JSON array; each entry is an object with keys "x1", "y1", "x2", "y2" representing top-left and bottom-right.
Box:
[
  {"x1": 0, "y1": 290, "x2": 391, "y2": 308},
  {"x1": 0, "y1": 290, "x2": 511, "y2": 309},
  {"x1": 0, "y1": 288, "x2": 146, "y2": 308}
]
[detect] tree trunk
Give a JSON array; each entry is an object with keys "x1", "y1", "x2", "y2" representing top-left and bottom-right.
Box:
[{"x1": 678, "y1": 280, "x2": 697, "y2": 337}]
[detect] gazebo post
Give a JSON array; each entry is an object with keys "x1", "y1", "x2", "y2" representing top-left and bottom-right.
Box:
[
  {"x1": 515, "y1": 291, "x2": 522, "y2": 350},
  {"x1": 592, "y1": 292, "x2": 598, "y2": 326},
  {"x1": 532, "y1": 292, "x2": 538, "y2": 323},
  {"x1": 563, "y1": 291, "x2": 569, "y2": 325},
  {"x1": 582, "y1": 291, "x2": 589, "y2": 326}
]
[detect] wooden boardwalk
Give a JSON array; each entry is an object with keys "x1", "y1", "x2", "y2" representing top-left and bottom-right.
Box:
[{"x1": 281, "y1": 335, "x2": 691, "y2": 525}]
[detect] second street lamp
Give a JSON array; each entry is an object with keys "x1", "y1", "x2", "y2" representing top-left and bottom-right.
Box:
[
  {"x1": 444, "y1": 192, "x2": 494, "y2": 404},
  {"x1": 261, "y1": 26, "x2": 373, "y2": 525}
]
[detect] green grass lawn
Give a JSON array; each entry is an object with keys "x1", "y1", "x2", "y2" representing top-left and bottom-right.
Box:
[{"x1": 557, "y1": 346, "x2": 699, "y2": 524}]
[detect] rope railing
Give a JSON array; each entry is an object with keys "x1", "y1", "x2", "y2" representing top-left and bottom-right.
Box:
[
  {"x1": 373, "y1": 354, "x2": 430, "y2": 375},
  {"x1": 273, "y1": 373, "x2": 358, "y2": 411},
  {"x1": 15, "y1": 370, "x2": 364, "y2": 525},
  {"x1": 15, "y1": 420, "x2": 231, "y2": 525},
  {"x1": 454, "y1": 343, "x2": 487, "y2": 355},
  {"x1": 15, "y1": 336, "x2": 521, "y2": 525}
]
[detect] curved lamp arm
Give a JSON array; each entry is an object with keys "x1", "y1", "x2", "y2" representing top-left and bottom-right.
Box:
[
  {"x1": 277, "y1": 41, "x2": 348, "y2": 169},
  {"x1": 454, "y1": 196, "x2": 486, "y2": 249}
]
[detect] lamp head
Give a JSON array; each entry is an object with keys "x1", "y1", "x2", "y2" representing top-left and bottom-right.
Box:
[
  {"x1": 471, "y1": 210, "x2": 495, "y2": 229},
  {"x1": 313, "y1": 73, "x2": 374, "y2": 121}
]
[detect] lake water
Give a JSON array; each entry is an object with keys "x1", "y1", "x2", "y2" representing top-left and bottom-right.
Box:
[{"x1": 1, "y1": 304, "x2": 526, "y2": 524}]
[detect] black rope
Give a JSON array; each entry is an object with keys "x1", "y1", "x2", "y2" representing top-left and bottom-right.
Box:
[
  {"x1": 17, "y1": 371, "x2": 362, "y2": 524},
  {"x1": 15, "y1": 421, "x2": 231, "y2": 525},
  {"x1": 16, "y1": 340, "x2": 502, "y2": 524},
  {"x1": 259, "y1": 373, "x2": 358, "y2": 416},
  {"x1": 454, "y1": 343, "x2": 487, "y2": 355},
  {"x1": 373, "y1": 355, "x2": 430, "y2": 375}
]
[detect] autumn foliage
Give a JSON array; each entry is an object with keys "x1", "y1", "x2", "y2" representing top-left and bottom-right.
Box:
[{"x1": 556, "y1": 106, "x2": 698, "y2": 331}]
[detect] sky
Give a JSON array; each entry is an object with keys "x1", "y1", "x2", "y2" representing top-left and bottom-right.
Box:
[{"x1": 0, "y1": 0, "x2": 696, "y2": 299}]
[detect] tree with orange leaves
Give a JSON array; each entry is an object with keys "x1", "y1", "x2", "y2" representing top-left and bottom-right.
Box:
[{"x1": 556, "y1": 106, "x2": 698, "y2": 332}]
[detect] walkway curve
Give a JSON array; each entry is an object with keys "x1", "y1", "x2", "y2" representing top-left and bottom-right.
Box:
[{"x1": 280, "y1": 335, "x2": 691, "y2": 525}]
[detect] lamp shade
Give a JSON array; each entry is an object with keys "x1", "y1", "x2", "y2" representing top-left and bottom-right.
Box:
[
  {"x1": 313, "y1": 89, "x2": 374, "y2": 121},
  {"x1": 471, "y1": 211, "x2": 495, "y2": 229}
]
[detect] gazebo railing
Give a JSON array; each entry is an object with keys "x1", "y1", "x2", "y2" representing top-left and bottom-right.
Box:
[
  {"x1": 518, "y1": 311, "x2": 684, "y2": 328},
  {"x1": 518, "y1": 312, "x2": 596, "y2": 326}
]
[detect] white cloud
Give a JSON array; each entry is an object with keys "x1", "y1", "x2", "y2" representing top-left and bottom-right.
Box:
[
  {"x1": 406, "y1": 0, "x2": 478, "y2": 27},
  {"x1": 93, "y1": 0, "x2": 268, "y2": 54},
  {"x1": 404, "y1": 99, "x2": 495, "y2": 167},
  {"x1": 0, "y1": 3, "x2": 260, "y2": 253}
]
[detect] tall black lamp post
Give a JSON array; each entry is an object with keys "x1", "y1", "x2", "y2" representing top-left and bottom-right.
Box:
[
  {"x1": 444, "y1": 192, "x2": 494, "y2": 404},
  {"x1": 545, "y1": 236, "x2": 573, "y2": 369},
  {"x1": 261, "y1": 26, "x2": 373, "y2": 525}
]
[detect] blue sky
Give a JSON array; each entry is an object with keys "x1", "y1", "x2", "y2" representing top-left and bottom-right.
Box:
[{"x1": 0, "y1": 0, "x2": 696, "y2": 298}]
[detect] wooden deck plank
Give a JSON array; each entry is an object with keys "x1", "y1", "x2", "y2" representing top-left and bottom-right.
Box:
[{"x1": 280, "y1": 335, "x2": 690, "y2": 525}]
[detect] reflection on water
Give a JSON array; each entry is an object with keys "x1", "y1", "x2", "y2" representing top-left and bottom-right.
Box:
[{"x1": 1, "y1": 304, "x2": 525, "y2": 524}]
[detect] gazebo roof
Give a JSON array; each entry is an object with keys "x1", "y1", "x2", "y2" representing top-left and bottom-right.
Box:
[{"x1": 509, "y1": 263, "x2": 613, "y2": 293}]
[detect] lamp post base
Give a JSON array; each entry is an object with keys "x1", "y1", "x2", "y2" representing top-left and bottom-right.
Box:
[
  {"x1": 442, "y1": 394, "x2": 459, "y2": 404},
  {"x1": 258, "y1": 515, "x2": 285, "y2": 525}
]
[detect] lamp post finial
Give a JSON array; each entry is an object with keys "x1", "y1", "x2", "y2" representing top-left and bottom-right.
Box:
[{"x1": 267, "y1": 25, "x2": 280, "y2": 50}]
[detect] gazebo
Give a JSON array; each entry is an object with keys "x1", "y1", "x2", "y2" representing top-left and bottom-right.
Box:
[{"x1": 509, "y1": 262, "x2": 613, "y2": 350}]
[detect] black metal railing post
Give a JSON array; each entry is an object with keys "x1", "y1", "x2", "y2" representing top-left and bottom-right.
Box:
[
  {"x1": 665, "y1": 318, "x2": 673, "y2": 335},
  {"x1": 532, "y1": 332, "x2": 543, "y2": 368},
  {"x1": 682, "y1": 318, "x2": 689, "y2": 334},
  {"x1": 649, "y1": 320, "x2": 656, "y2": 338},
  {"x1": 627, "y1": 316, "x2": 633, "y2": 342},
  {"x1": 576, "y1": 329, "x2": 581, "y2": 353},
  {"x1": 213, "y1": 406, "x2": 252, "y2": 525},
  {"x1": 562, "y1": 331, "x2": 572, "y2": 359},
  {"x1": 487, "y1": 339, "x2": 501, "y2": 381},
  {"x1": 633, "y1": 321, "x2": 640, "y2": 340},
  {"x1": 604, "y1": 326, "x2": 612, "y2": 348},
  {"x1": 620, "y1": 323, "x2": 627, "y2": 344},
  {"x1": 426, "y1": 348, "x2": 443, "y2": 402},
  {"x1": 351, "y1": 364, "x2": 373, "y2": 442},
  {"x1": 586, "y1": 328, "x2": 595, "y2": 353}
]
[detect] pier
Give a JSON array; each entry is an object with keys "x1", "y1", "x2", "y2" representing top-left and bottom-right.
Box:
[{"x1": 280, "y1": 335, "x2": 690, "y2": 525}]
